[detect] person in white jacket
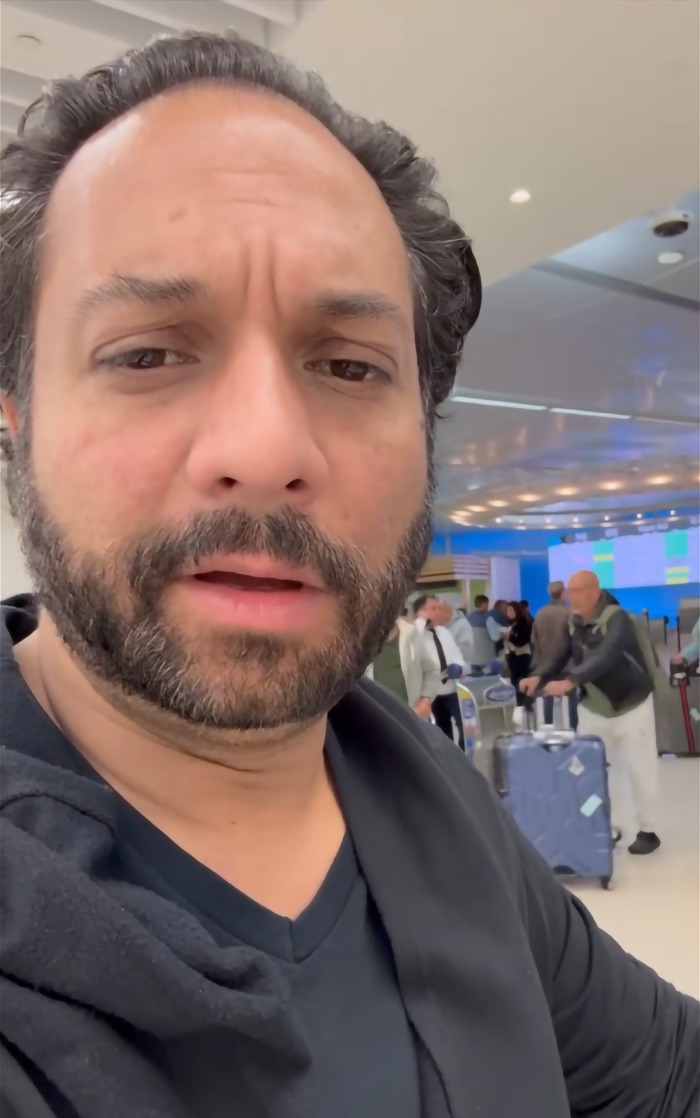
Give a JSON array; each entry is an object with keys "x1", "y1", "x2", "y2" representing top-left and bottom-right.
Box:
[
  {"x1": 437, "y1": 599, "x2": 474, "y2": 668},
  {"x1": 367, "y1": 617, "x2": 443, "y2": 718},
  {"x1": 413, "y1": 597, "x2": 467, "y2": 746}
]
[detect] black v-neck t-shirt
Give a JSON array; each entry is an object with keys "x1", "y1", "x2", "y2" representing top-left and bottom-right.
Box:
[{"x1": 0, "y1": 602, "x2": 422, "y2": 1118}]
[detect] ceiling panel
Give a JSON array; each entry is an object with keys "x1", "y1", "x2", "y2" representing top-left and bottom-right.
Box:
[
  {"x1": 553, "y1": 189, "x2": 699, "y2": 295},
  {"x1": 436, "y1": 192, "x2": 699, "y2": 529},
  {"x1": 456, "y1": 260, "x2": 699, "y2": 421}
]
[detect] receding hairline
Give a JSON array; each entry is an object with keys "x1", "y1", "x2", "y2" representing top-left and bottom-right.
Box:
[
  {"x1": 568, "y1": 570, "x2": 600, "y2": 589},
  {"x1": 44, "y1": 77, "x2": 414, "y2": 301},
  {"x1": 63, "y1": 78, "x2": 389, "y2": 204}
]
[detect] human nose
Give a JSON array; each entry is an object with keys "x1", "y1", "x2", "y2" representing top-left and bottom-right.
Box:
[{"x1": 184, "y1": 337, "x2": 329, "y2": 509}]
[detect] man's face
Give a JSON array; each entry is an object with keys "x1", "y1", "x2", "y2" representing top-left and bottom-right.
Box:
[
  {"x1": 567, "y1": 578, "x2": 600, "y2": 621},
  {"x1": 419, "y1": 598, "x2": 442, "y2": 626},
  {"x1": 11, "y1": 86, "x2": 431, "y2": 732},
  {"x1": 437, "y1": 601, "x2": 452, "y2": 626}
]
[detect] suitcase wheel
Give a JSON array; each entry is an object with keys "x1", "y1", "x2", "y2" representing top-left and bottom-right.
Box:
[{"x1": 600, "y1": 876, "x2": 614, "y2": 891}]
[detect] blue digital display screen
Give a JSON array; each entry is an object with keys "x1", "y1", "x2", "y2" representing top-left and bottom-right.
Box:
[{"x1": 548, "y1": 525, "x2": 700, "y2": 589}]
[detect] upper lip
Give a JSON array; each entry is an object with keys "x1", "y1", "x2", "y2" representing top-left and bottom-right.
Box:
[{"x1": 185, "y1": 555, "x2": 325, "y2": 590}]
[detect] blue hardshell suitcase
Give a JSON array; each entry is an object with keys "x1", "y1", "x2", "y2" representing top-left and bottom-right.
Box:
[{"x1": 494, "y1": 731, "x2": 614, "y2": 889}]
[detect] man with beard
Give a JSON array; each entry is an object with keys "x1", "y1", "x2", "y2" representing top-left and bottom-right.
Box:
[{"x1": 0, "y1": 32, "x2": 697, "y2": 1118}]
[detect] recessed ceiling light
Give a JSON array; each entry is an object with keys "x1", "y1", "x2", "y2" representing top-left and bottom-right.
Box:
[
  {"x1": 519, "y1": 494, "x2": 541, "y2": 502},
  {"x1": 604, "y1": 515, "x2": 610, "y2": 522},
  {"x1": 658, "y1": 251, "x2": 684, "y2": 265},
  {"x1": 648, "y1": 475, "x2": 672, "y2": 485},
  {"x1": 636, "y1": 513, "x2": 643, "y2": 519},
  {"x1": 467, "y1": 505, "x2": 486, "y2": 512},
  {"x1": 600, "y1": 480, "x2": 624, "y2": 491},
  {"x1": 670, "y1": 510, "x2": 676, "y2": 516},
  {"x1": 556, "y1": 486, "x2": 579, "y2": 497},
  {"x1": 573, "y1": 517, "x2": 580, "y2": 524},
  {"x1": 510, "y1": 188, "x2": 532, "y2": 204},
  {"x1": 495, "y1": 517, "x2": 503, "y2": 524},
  {"x1": 489, "y1": 500, "x2": 508, "y2": 508}
]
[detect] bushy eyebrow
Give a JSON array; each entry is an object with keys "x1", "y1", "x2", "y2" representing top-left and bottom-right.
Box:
[
  {"x1": 74, "y1": 273, "x2": 410, "y2": 334},
  {"x1": 311, "y1": 292, "x2": 410, "y2": 333},
  {"x1": 74, "y1": 274, "x2": 209, "y2": 318}
]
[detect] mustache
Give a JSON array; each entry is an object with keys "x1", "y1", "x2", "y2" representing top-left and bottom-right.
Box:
[{"x1": 126, "y1": 506, "x2": 370, "y2": 599}]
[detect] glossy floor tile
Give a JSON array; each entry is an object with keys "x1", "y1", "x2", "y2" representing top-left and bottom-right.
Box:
[{"x1": 569, "y1": 757, "x2": 700, "y2": 996}]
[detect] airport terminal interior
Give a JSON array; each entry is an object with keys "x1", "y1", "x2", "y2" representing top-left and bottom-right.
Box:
[{"x1": 0, "y1": 0, "x2": 698, "y2": 1008}]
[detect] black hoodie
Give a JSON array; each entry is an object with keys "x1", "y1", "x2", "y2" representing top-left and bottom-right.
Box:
[{"x1": 1, "y1": 601, "x2": 698, "y2": 1118}]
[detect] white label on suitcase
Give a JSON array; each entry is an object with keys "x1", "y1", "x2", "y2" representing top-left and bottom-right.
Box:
[
  {"x1": 580, "y1": 794, "x2": 603, "y2": 818},
  {"x1": 569, "y1": 756, "x2": 585, "y2": 777}
]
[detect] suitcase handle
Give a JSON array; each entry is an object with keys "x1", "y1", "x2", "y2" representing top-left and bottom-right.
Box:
[
  {"x1": 524, "y1": 694, "x2": 571, "y2": 732},
  {"x1": 536, "y1": 734, "x2": 571, "y2": 753}
]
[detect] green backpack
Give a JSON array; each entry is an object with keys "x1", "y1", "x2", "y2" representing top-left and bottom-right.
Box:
[{"x1": 570, "y1": 604, "x2": 659, "y2": 687}]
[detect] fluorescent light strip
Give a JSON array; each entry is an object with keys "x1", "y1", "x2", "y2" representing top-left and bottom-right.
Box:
[
  {"x1": 636, "y1": 415, "x2": 700, "y2": 427},
  {"x1": 451, "y1": 395, "x2": 696, "y2": 425},
  {"x1": 550, "y1": 407, "x2": 631, "y2": 420},
  {"x1": 450, "y1": 395, "x2": 547, "y2": 411}
]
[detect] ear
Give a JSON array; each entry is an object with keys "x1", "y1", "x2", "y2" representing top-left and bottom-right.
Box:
[{"x1": 1, "y1": 396, "x2": 20, "y2": 442}]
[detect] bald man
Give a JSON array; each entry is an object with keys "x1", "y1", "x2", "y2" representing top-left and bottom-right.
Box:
[{"x1": 523, "y1": 571, "x2": 660, "y2": 855}]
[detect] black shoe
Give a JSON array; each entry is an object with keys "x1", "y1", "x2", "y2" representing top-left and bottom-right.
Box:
[{"x1": 628, "y1": 831, "x2": 661, "y2": 855}]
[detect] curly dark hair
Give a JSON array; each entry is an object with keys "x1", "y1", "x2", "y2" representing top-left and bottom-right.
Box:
[{"x1": 0, "y1": 32, "x2": 481, "y2": 458}]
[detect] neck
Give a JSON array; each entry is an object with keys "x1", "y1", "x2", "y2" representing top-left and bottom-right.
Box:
[{"x1": 14, "y1": 614, "x2": 346, "y2": 915}]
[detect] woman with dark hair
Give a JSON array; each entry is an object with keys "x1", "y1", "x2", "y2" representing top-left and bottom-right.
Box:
[{"x1": 505, "y1": 601, "x2": 533, "y2": 707}]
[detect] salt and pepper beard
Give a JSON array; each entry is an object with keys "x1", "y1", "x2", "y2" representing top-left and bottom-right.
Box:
[{"x1": 8, "y1": 435, "x2": 434, "y2": 733}]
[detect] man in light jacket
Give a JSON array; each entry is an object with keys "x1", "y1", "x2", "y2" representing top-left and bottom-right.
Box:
[
  {"x1": 412, "y1": 595, "x2": 473, "y2": 667},
  {"x1": 413, "y1": 596, "x2": 467, "y2": 746},
  {"x1": 438, "y1": 598, "x2": 474, "y2": 667},
  {"x1": 367, "y1": 616, "x2": 442, "y2": 718}
]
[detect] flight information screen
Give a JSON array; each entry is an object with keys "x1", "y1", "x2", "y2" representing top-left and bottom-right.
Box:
[{"x1": 548, "y1": 524, "x2": 700, "y2": 589}]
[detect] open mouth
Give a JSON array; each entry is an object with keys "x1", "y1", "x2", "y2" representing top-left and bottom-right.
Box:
[
  {"x1": 193, "y1": 571, "x2": 306, "y2": 593},
  {"x1": 180, "y1": 560, "x2": 324, "y2": 631}
]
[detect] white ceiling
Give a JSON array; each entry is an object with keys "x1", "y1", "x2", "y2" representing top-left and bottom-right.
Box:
[
  {"x1": 1, "y1": 0, "x2": 698, "y2": 531},
  {"x1": 435, "y1": 189, "x2": 700, "y2": 530},
  {"x1": 2, "y1": 0, "x2": 699, "y2": 284}
]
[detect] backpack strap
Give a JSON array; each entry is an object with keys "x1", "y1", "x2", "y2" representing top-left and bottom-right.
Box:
[{"x1": 593, "y1": 603, "x2": 620, "y2": 633}]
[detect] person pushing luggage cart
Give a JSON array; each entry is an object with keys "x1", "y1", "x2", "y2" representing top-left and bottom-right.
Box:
[{"x1": 522, "y1": 570, "x2": 661, "y2": 856}]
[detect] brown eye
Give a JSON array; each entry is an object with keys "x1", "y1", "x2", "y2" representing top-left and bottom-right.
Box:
[
  {"x1": 99, "y1": 348, "x2": 193, "y2": 371},
  {"x1": 308, "y1": 359, "x2": 387, "y2": 383}
]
